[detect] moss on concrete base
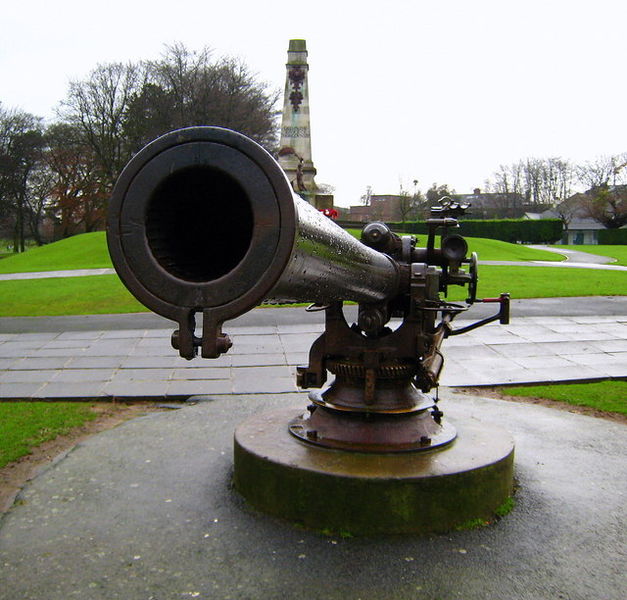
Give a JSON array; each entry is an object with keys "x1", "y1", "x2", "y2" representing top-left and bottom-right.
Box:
[{"x1": 233, "y1": 408, "x2": 515, "y2": 535}]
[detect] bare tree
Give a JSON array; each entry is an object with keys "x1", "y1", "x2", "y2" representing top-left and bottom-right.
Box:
[
  {"x1": 127, "y1": 43, "x2": 279, "y2": 151},
  {"x1": 0, "y1": 105, "x2": 45, "y2": 251},
  {"x1": 586, "y1": 187, "x2": 626, "y2": 229},
  {"x1": 487, "y1": 157, "x2": 574, "y2": 208},
  {"x1": 490, "y1": 163, "x2": 525, "y2": 196},
  {"x1": 59, "y1": 61, "x2": 145, "y2": 191},
  {"x1": 397, "y1": 188, "x2": 413, "y2": 223},
  {"x1": 547, "y1": 158, "x2": 575, "y2": 205},
  {"x1": 397, "y1": 181, "x2": 425, "y2": 222},
  {"x1": 44, "y1": 123, "x2": 107, "y2": 236},
  {"x1": 576, "y1": 153, "x2": 627, "y2": 229},
  {"x1": 575, "y1": 154, "x2": 626, "y2": 189},
  {"x1": 553, "y1": 195, "x2": 583, "y2": 233},
  {"x1": 426, "y1": 183, "x2": 455, "y2": 205},
  {"x1": 24, "y1": 160, "x2": 56, "y2": 245},
  {"x1": 360, "y1": 185, "x2": 372, "y2": 206},
  {"x1": 55, "y1": 43, "x2": 280, "y2": 231}
]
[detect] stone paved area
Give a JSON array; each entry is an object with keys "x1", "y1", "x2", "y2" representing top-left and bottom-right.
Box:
[{"x1": 0, "y1": 314, "x2": 625, "y2": 399}]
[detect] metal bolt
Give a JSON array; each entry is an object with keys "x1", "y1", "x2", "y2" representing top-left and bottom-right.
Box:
[{"x1": 216, "y1": 334, "x2": 232, "y2": 354}]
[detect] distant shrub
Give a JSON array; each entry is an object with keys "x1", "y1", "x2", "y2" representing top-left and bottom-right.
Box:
[
  {"x1": 387, "y1": 219, "x2": 563, "y2": 244},
  {"x1": 598, "y1": 228, "x2": 627, "y2": 244}
]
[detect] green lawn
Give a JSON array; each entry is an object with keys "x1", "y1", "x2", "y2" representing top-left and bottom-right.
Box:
[
  {"x1": 465, "y1": 238, "x2": 564, "y2": 262},
  {"x1": 445, "y1": 265, "x2": 626, "y2": 301},
  {"x1": 552, "y1": 245, "x2": 627, "y2": 266},
  {"x1": 0, "y1": 230, "x2": 565, "y2": 277},
  {"x1": 0, "y1": 231, "x2": 623, "y2": 317},
  {"x1": 0, "y1": 402, "x2": 97, "y2": 468},
  {"x1": 0, "y1": 264, "x2": 624, "y2": 317},
  {"x1": 498, "y1": 381, "x2": 626, "y2": 415},
  {"x1": 0, "y1": 232, "x2": 112, "y2": 273},
  {"x1": 0, "y1": 275, "x2": 147, "y2": 316}
]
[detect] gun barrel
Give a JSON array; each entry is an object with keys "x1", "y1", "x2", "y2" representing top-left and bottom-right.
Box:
[{"x1": 107, "y1": 127, "x2": 399, "y2": 329}]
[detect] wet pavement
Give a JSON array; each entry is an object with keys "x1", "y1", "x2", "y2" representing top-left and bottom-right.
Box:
[
  {"x1": 0, "y1": 296, "x2": 625, "y2": 599},
  {"x1": 0, "y1": 389, "x2": 625, "y2": 600}
]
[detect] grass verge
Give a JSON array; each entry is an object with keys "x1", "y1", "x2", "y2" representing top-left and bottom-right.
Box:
[
  {"x1": 0, "y1": 232, "x2": 112, "y2": 274},
  {"x1": 0, "y1": 264, "x2": 624, "y2": 317},
  {"x1": 445, "y1": 265, "x2": 627, "y2": 301},
  {"x1": 496, "y1": 380, "x2": 626, "y2": 416},
  {"x1": 0, "y1": 402, "x2": 98, "y2": 468},
  {"x1": 0, "y1": 274, "x2": 147, "y2": 317}
]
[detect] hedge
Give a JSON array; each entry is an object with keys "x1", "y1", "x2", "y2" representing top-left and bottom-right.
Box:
[
  {"x1": 387, "y1": 219, "x2": 563, "y2": 244},
  {"x1": 598, "y1": 228, "x2": 627, "y2": 244}
]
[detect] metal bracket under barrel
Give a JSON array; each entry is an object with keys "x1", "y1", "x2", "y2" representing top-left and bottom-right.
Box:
[
  {"x1": 296, "y1": 299, "x2": 433, "y2": 391},
  {"x1": 295, "y1": 302, "x2": 348, "y2": 389},
  {"x1": 171, "y1": 309, "x2": 233, "y2": 360},
  {"x1": 171, "y1": 310, "x2": 200, "y2": 360}
]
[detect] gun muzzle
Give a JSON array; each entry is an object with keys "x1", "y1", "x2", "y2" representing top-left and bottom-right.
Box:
[{"x1": 107, "y1": 127, "x2": 399, "y2": 358}]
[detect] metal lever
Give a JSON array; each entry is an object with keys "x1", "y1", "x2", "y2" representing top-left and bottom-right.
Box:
[{"x1": 447, "y1": 293, "x2": 510, "y2": 336}]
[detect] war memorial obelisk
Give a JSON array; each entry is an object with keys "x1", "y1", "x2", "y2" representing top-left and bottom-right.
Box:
[{"x1": 278, "y1": 39, "x2": 331, "y2": 208}]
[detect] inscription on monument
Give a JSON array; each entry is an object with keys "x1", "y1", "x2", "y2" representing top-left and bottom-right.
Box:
[{"x1": 282, "y1": 126, "x2": 310, "y2": 138}]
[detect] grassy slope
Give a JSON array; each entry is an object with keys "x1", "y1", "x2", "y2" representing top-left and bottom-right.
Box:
[
  {"x1": 0, "y1": 402, "x2": 97, "y2": 468},
  {"x1": 553, "y1": 245, "x2": 627, "y2": 266},
  {"x1": 0, "y1": 232, "x2": 112, "y2": 273},
  {"x1": 500, "y1": 381, "x2": 626, "y2": 415},
  {"x1": 465, "y1": 238, "x2": 565, "y2": 262}
]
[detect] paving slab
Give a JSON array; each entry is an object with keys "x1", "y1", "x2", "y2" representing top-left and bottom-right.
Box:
[
  {"x1": 0, "y1": 315, "x2": 625, "y2": 399},
  {"x1": 0, "y1": 391, "x2": 624, "y2": 600}
]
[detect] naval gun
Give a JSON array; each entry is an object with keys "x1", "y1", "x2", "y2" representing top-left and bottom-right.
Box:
[{"x1": 107, "y1": 126, "x2": 509, "y2": 455}]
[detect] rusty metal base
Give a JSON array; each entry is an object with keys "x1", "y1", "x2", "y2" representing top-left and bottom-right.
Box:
[
  {"x1": 233, "y1": 407, "x2": 515, "y2": 535},
  {"x1": 288, "y1": 404, "x2": 457, "y2": 453}
]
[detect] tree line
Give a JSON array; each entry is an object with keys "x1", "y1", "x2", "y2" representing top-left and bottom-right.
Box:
[
  {"x1": 392, "y1": 155, "x2": 626, "y2": 229},
  {"x1": 0, "y1": 44, "x2": 279, "y2": 251},
  {"x1": 483, "y1": 155, "x2": 627, "y2": 229}
]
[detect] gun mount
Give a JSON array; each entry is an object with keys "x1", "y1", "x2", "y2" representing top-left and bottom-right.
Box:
[{"x1": 108, "y1": 127, "x2": 514, "y2": 533}]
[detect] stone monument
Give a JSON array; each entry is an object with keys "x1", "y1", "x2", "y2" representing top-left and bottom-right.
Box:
[{"x1": 278, "y1": 39, "x2": 332, "y2": 209}]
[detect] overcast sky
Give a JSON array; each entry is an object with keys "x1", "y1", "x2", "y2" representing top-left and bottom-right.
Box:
[{"x1": 2, "y1": 0, "x2": 625, "y2": 206}]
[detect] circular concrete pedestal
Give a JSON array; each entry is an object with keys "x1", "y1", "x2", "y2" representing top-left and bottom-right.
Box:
[{"x1": 233, "y1": 408, "x2": 515, "y2": 535}]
